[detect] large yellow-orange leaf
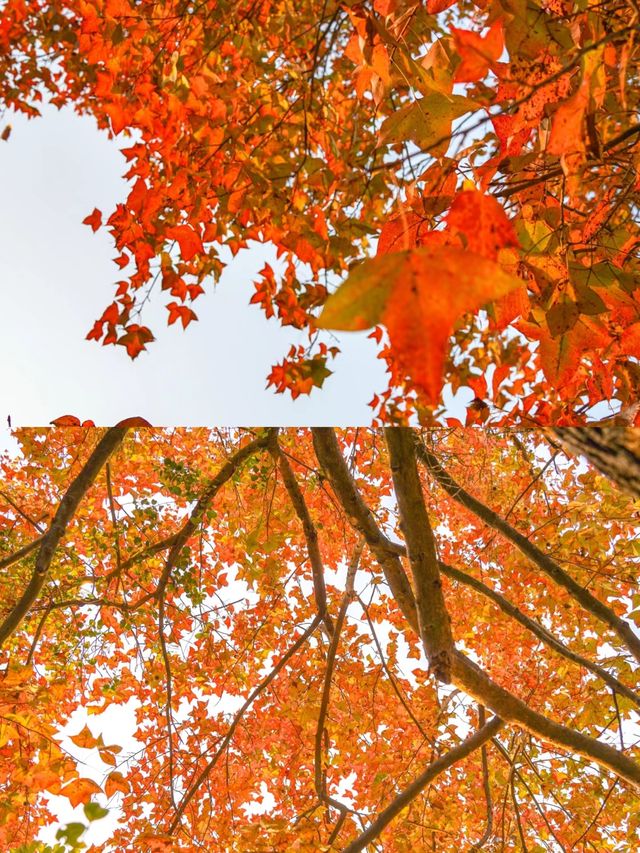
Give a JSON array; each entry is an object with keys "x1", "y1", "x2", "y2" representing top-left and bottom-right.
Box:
[
  {"x1": 382, "y1": 249, "x2": 523, "y2": 402},
  {"x1": 317, "y1": 246, "x2": 523, "y2": 402},
  {"x1": 60, "y1": 777, "x2": 102, "y2": 808}
]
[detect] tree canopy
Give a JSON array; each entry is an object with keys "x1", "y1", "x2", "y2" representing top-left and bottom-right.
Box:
[
  {"x1": 2, "y1": 0, "x2": 640, "y2": 423},
  {"x1": 1, "y1": 426, "x2": 640, "y2": 850}
]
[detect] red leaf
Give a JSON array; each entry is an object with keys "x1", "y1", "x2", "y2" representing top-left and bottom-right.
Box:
[
  {"x1": 381, "y1": 249, "x2": 522, "y2": 402},
  {"x1": 117, "y1": 325, "x2": 154, "y2": 359},
  {"x1": 166, "y1": 225, "x2": 204, "y2": 262},
  {"x1": 452, "y1": 23, "x2": 503, "y2": 83},
  {"x1": 82, "y1": 208, "x2": 102, "y2": 232},
  {"x1": 446, "y1": 190, "x2": 518, "y2": 260}
]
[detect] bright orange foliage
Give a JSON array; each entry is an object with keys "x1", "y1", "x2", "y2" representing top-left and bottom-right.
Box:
[
  {"x1": 1, "y1": 426, "x2": 640, "y2": 849},
  {"x1": 1, "y1": 1, "x2": 639, "y2": 422}
]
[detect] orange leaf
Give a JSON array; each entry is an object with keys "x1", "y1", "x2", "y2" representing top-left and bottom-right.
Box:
[
  {"x1": 446, "y1": 190, "x2": 518, "y2": 260},
  {"x1": 61, "y1": 777, "x2": 102, "y2": 808},
  {"x1": 69, "y1": 724, "x2": 99, "y2": 749},
  {"x1": 380, "y1": 248, "x2": 522, "y2": 403},
  {"x1": 452, "y1": 23, "x2": 503, "y2": 83},
  {"x1": 117, "y1": 325, "x2": 154, "y2": 359},
  {"x1": 105, "y1": 770, "x2": 129, "y2": 798}
]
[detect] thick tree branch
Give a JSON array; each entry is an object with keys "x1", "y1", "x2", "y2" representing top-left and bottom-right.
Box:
[
  {"x1": 0, "y1": 427, "x2": 128, "y2": 646},
  {"x1": 415, "y1": 437, "x2": 640, "y2": 664},
  {"x1": 314, "y1": 430, "x2": 640, "y2": 793},
  {"x1": 0, "y1": 535, "x2": 44, "y2": 571},
  {"x1": 342, "y1": 715, "x2": 504, "y2": 853},
  {"x1": 451, "y1": 652, "x2": 640, "y2": 790},
  {"x1": 311, "y1": 428, "x2": 418, "y2": 634},
  {"x1": 552, "y1": 426, "x2": 640, "y2": 500},
  {"x1": 385, "y1": 428, "x2": 454, "y2": 683},
  {"x1": 440, "y1": 561, "x2": 640, "y2": 709}
]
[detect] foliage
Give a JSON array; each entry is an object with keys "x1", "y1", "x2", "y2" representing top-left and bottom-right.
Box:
[
  {"x1": 1, "y1": 425, "x2": 640, "y2": 850},
  {"x1": 2, "y1": 0, "x2": 640, "y2": 423}
]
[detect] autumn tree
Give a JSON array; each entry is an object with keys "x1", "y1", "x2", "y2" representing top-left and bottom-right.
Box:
[
  {"x1": 1, "y1": 426, "x2": 640, "y2": 850},
  {"x1": 1, "y1": 0, "x2": 639, "y2": 424}
]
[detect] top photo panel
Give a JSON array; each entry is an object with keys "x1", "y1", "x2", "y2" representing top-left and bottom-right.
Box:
[{"x1": 1, "y1": 0, "x2": 639, "y2": 427}]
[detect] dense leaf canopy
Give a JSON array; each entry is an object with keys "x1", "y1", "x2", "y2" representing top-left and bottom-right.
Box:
[
  {"x1": 2, "y1": 0, "x2": 640, "y2": 423},
  {"x1": 1, "y1": 426, "x2": 639, "y2": 850}
]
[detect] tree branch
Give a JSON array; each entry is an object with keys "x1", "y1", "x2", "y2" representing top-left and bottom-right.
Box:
[
  {"x1": 311, "y1": 428, "x2": 418, "y2": 634},
  {"x1": 385, "y1": 428, "x2": 454, "y2": 683},
  {"x1": 451, "y1": 652, "x2": 640, "y2": 790},
  {"x1": 414, "y1": 437, "x2": 640, "y2": 664},
  {"x1": 439, "y1": 561, "x2": 640, "y2": 709},
  {"x1": 269, "y1": 434, "x2": 333, "y2": 635},
  {"x1": 0, "y1": 427, "x2": 128, "y2": 646},
  {"x1": 315, "y1": 543, "x2": 361, "y2": 812},
  {"x1": 342, "y1": 715, "x2": 504, "y2": 853},
  {"x1": 168, "y1": 614, "x2": 322, "y2": 835}
]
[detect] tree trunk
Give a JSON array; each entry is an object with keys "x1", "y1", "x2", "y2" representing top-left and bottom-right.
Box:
[{"x1": 552, "y1": 427, "x2": 640, "y2": 499}]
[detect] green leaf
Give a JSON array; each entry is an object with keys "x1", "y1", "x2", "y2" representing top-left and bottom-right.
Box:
[
  {"x1": 574, "y1": 282, "x2": 606, "y2": 315},
  {"x1": 546, "y1": 300, "x2": 579, "y2": 337},
  {"x1": 83, "y1": 802, "x2": 109, "y2": 822},
  {"x1": 380, "y1": 94, "x2": 477, "y2": 155}
]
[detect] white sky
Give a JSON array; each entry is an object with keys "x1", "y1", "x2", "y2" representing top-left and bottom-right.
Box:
[{"x1": 0, "y1": 104, "x2": 397, "y2": 427}]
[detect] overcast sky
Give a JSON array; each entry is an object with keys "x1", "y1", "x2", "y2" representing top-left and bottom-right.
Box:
[{"x1": 0, "y1": 104, "x2": 404, "y2": 427}]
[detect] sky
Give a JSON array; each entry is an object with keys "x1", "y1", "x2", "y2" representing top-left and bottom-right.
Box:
[{"x1": 0, "y1": 104, "x2": 395, "y2": 427}]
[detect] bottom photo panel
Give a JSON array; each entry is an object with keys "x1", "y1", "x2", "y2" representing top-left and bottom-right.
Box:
[{"x1": 1, "y1": 427, "x2": 639, "y2": 851}]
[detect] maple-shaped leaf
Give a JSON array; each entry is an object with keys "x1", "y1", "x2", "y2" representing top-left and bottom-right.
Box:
[
  {"x1": 452, "y1": 23, "x2": 503, "y2": 83},
  {"x1": 60, "y1": 777, "x2": 102, "y2": 808},
  {"x1": 317, "y1": 246, "x2": 522, "y2": 402},
  {"x1": 445, "y1": 190, "x2": 518, "y2": 260},
  {"x1": 377, "y1": 212, "x2": 429, "y2": 255},
  {"x1": 117, "y1": 325, "x2": 154, "y2": 359},
  {"x1": 105, "y1": 770, "x2": 129, "y2": 798},
  {"x1": 82, "y1": 208, "x2": 102, "y2": 232},
  {"x1": 166, "y1": 225, "x2": 204, "y2": 262},
  {"x1": 166, "y1": 301, "x2": 198, "y2": 329},
  {"x1": 380, "y1": 93, "x2": 476, "y2": 156},
  {"x1": 69, "y1": 724, "x2": 100, "y2": 749}
]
